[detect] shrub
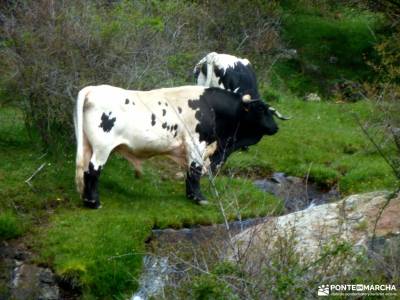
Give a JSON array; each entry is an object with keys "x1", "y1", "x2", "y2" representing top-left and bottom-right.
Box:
[
  {"x1": 191, "y1": 274, "x2": 238, "y2": 300},
  {"x1": 362, "y1": 6, "x2": 400, "y2": 185},
  {"x1": 0, "y1": 0, "x2": 281, "y2": 151}
]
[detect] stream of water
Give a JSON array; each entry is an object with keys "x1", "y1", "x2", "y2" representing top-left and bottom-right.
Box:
[{"x1": 130, "y1": 173, "x2": 340, "y2": 300}]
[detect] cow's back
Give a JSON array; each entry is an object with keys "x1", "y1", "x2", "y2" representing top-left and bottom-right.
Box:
[{"x1": 82, "y1": 85, "x2": 207, "y2": 156}]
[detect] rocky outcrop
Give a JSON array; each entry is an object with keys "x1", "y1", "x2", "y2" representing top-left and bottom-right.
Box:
[
  {"x1": 232, "y1": 191, "x2": 400, "y2": 263},
  {"x1": 0, "y1": 241, "x2": 63, "y2": 300}
]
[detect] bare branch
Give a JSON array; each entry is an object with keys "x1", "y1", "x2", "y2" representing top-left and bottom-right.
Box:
[{"x1": 25, "y1": 162, "x2": 46, "y2": 186}]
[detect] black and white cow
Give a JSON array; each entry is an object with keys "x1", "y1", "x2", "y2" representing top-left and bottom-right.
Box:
[
  {"x1": 194, "y1": 52, "x2": 260, "y2": 99},
  {"x1": 74, "y1": 85, "x2": 286, "y2": 208}
]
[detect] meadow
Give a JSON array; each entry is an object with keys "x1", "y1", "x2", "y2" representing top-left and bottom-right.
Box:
[{"x1": 0, "y1": 95, "x2": 396, "y2": 297}]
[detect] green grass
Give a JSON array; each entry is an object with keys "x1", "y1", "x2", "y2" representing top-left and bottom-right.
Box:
[
  {"x1": 0, "y1": 107, "x2": 280, "y2": 298},
  {"x1": 0, "y1": 211, "x2": 23, "y2": 240},
  {"x1": 226, "y1": 96, "x2": 397, "y2": 193},
  {"x1": 36, "y1": 166, "x2": 277, "y2": 298},
  {"x1": 270, "y1": 4, "x2": 384, "y2": 96},
  {"x1": 0, "y1": 96, "x2": 397, "y2": 298}
]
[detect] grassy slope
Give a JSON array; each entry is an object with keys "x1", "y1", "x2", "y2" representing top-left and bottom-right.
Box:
[
  {"x1": 270, "y1": 3, "x2": 383, "y2": 96},
  {"x1": 0, "y1": 108, "x2": 280, "y2": 298},
  {"x1": 227, "y1": 97, "x2": 396, "y2": 193},
  {"x1": 1, "y1": 97, "x2": 397, "y2": 298}
]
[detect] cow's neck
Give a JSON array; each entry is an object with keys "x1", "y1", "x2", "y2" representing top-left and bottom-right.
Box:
[
  {"x1": 193, "y1": 88, "x2": 242, "y2": 143},
  {"x1": 221, "y1": 124, "x2": 263, "y2": 152}
]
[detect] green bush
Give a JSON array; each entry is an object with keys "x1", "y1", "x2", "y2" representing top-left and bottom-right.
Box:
[
  {"x1": 0, "y1": 0, "x2": 281, "y2": 151},
  {"x1": 191, "y1": 274, "x2": 238, "y2": 300}
]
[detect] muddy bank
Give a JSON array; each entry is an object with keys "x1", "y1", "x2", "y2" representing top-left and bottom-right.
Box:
[{"x1": 0, "y1": 241, "x2": 77, "y2": 300}]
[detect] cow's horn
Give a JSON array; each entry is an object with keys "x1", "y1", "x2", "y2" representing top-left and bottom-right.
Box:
[
  {"x1": 269, "y1": 107, "x2": 291, "y2": 120},
  {"x1": 242, "y1": 94, "x2": 252, "y2": 102}
]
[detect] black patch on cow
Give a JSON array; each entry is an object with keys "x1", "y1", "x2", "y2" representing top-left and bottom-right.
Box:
[
  {"x1": 165, "y1": 102, "x2": 168, "y2": 106},
  {"x1": 186, "y1": 161, "x2": 206, "y2": 202},
  {"x1": 99, "y1": 112, "x2": 116, "y2": 133},
  {"x1": 162, "y1": 109, "x2": 166, "y2": 116},
  {"x1": 188, "y1": 87, "x2": 278, "y2": 172},
  {"x1": 151, "y1": 113, "x2": 156, "y2": 126},
  {"x1": 174, "y1": 131, "x2": 178, "y2": 138},
  {"x1": 132, "y1": 101, "x2": 135, "y2": 105},
  {"x1": 167, "y1": 125, "x2": 170, "y2": 130},
  {"x1": 173, "y1": 124, "x2": 178, "y2": 130},
  {"x1": 83, "y1": 162, "x2": 102, "y2": 209},
  {"x1": 125, "y1": 98, "x2": 129, "y2": 104},
  {"x1": 162, "y1": 122, "x2": 167, "y2": 129},
  {"x1": 158, "y1": 101, "x2": 161, "y2": 105},
  {"x1": 193, "y1": 64, "x2": 202, "y2": 80},
  {"x1": 178, "y1": 106, "x2": 182, "y2": 114},
  {"x1": 214, "y1": 62, "x2": 260, "y2": 99}
]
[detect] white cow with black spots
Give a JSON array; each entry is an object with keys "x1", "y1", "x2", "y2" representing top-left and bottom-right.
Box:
[{"x1": 74, "y1": 84, "x2": 284, "y2": 208}]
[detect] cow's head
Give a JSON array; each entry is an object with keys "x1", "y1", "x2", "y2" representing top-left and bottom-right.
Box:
[{"x1": 241, "y1": 95, "x2": 290, "y2": 136}]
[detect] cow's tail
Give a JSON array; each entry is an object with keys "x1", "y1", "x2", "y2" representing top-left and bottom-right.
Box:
[{"x1": 74, "y1": 86, "x2": 91, "y2": 195}]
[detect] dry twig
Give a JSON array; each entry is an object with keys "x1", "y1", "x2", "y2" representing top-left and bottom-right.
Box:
[{"x1": 25, "y1": 162, "x2": 46, "y2": 186}]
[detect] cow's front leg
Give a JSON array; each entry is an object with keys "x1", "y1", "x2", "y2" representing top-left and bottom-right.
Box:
[{"x1": 186, "y1": 161, "x2": 208, "y2": 205}]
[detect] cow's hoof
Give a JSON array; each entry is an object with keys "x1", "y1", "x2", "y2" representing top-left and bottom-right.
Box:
[
  {"x1": 83, "y1": 199, "x2": 101, "y2": 209},
  {"x1": 187, "y1": 193, "x2": 208, "y2": 205},
  {"x1": 198, "y1": 200, "x2": 209, "y2": 206}
]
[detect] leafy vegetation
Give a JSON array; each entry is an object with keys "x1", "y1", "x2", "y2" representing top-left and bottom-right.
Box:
[
  {"x1": 0, "y1": 211, "x2": 23, "y2": 240},
  {"x1": 0, "y1": 0, "x2": 281, "y2": 150},
  {"x1": 169, "y1": 233, "x2": 400, "y2": 299}
]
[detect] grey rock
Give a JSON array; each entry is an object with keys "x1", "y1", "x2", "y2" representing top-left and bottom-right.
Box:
[
  {"x1": 280, "y1": 48, "x2": 298, "y2": 59},
  {"x1": 329, "y1": 56, "x2": 338, "y2": 64},
  {"x1": 304, "y1": 93, "x2": 321, "y2": 102},
  {"x1": 39, "y1": 269, "x2": 55, "y2": 284},
  {"x1": 231, "y1": 191, "x2": 400, "y2": 265}
]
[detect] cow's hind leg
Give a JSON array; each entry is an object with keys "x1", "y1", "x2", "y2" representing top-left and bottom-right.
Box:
[{"x1": 83, "y1": 148, "x2": 111, "y2": 209}]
